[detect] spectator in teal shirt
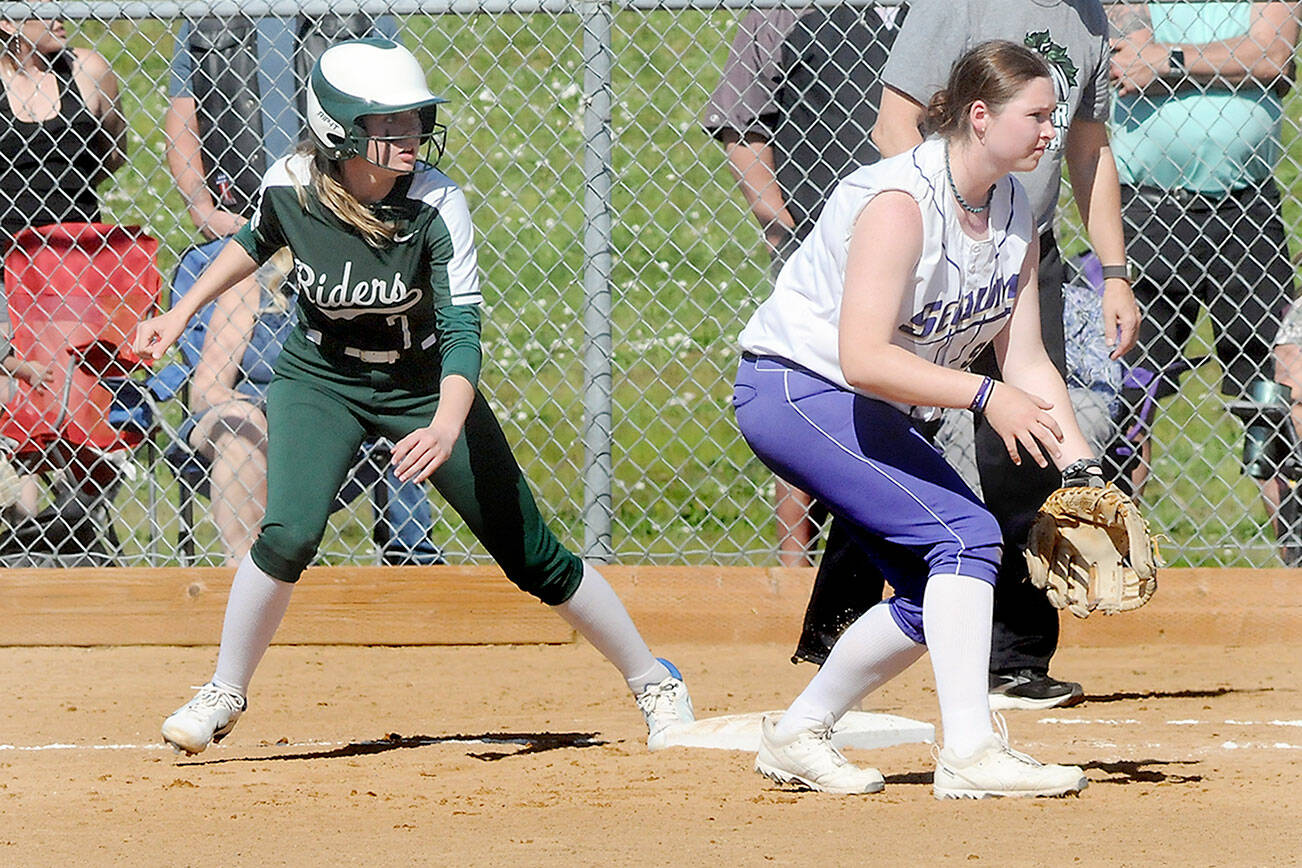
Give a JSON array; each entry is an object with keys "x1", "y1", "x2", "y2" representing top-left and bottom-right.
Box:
[{"x1": 1109, "y1": 2, "x2": 1299, "y2": 518}]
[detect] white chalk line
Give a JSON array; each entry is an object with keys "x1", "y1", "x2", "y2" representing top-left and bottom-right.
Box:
[
  {"x1": 1039, "y1": 718, "x2": 1302, "y2": 727},
  {"x1": 0, "y1": 739, "x2": 339, "y2": 753},
  {"x1": 1035, "y1": 719, "x2": 1302, "y2": 753},
  {"x1": 3, "y1": 722, "x2": 1300, "y2": 754},
  {"x1": 0, "y1": 734, "x2": 587, "y2": 753}
]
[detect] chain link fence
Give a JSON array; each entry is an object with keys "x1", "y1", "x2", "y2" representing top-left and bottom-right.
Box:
[{"x1": 0, "y1": 0, "x2": 1298, "y2": 569}]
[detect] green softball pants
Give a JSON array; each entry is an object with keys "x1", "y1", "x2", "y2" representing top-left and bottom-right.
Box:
[{"x1": 249, "y1": 331, "x2": 583, "y2": 604}]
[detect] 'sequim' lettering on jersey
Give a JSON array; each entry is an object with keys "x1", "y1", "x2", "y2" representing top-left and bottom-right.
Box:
[{"x1": 900, "y1": 271, "x2": 1020, "y2": 342}]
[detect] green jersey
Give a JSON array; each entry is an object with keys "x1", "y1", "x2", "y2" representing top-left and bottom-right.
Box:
[{"x1": 233, "y1": 153, "x2": 483, "y2": 383}]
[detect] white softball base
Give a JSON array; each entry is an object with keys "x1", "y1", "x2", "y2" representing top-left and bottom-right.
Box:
[{"x1": 660, "y1": 710, "x2": 934, "y2": 752}]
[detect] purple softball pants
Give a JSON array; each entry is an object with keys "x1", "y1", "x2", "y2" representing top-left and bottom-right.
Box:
[{"x1": 733, "y1": 354, "x2": 1002, "y2": 644}]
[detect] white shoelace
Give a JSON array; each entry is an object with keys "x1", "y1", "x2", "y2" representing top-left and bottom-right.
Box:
[
  {"x1": 635, "y1": 679, "x2": 681, "y2": 719},
  {"x1": 805, "y1": 718, "x2": 849, "y2": 768},
  {"x1": 991, "y1": 711, "x2": 1043, "y2": 767},
  {"x1": 187, "y1": 683, "x2": 245, "y2": 711},
  {"x1": 935, "y1": 712, "x2": 1045, "y2": 768}
]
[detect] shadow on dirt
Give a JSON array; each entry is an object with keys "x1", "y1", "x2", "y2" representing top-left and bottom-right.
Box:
[
  {"x1": 1084, "y1": 687, "x2": 1274, "y2": 704},
  {"x1": 180, "y1": 731, "x2": 606, "y2": 765},
  {"x1": 1082, "y1": 758, "x2": 1203, "y2": 785},
  {"x1": 880, "y1": 759, "x2": 1204, "y2": 789}
]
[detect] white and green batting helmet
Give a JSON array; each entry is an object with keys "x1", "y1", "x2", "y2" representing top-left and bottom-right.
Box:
[{"x1": 306, "y1": 38, "x2": 447, "y2": 164}]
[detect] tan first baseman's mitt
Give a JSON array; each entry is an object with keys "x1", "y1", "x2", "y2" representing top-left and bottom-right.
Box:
[{"x1": 1024, "y1": 483, "x2": 1158, "y2": 618}]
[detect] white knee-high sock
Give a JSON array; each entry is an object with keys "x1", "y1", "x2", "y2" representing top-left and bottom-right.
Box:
[
  {"x1": 923, "y1": 573, "x2": 995, "y2": 758},
  {"x1": 554, "y1": 563, "x2": 667, "y2": 693},
  {"x1": 774, "y1": 602, "x2": 926, "y2": 741},
  {"x1": 211, "y1": 554, "x2": 295, "y2": 696}
]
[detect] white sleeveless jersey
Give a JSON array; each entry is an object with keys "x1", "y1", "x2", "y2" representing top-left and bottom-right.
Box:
[{"x1": 739, "y1": 137, "x2": 1035, "y2": 421}]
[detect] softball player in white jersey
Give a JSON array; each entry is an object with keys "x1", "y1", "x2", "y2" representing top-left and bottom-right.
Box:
[{"x1": 734, "y1": 41, "x2": 1098, "y2": 798}]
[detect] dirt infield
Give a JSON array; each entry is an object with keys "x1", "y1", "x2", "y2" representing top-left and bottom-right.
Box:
[{"x1": 3, "y1": 638, "x2": 1298, "y2": 866}]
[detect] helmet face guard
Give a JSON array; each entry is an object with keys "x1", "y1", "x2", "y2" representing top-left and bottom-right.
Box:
[
  {"x1": 307, "y1": 38, "x2": 449, "y2": 172},
  {"x1": 358, "y1": 107, "x2": 448, "y2": 172}
]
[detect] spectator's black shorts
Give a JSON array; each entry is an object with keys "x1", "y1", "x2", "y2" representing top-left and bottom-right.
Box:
[{"x1": 1122, "y1": 180, "x2": 1296, "y2": 399}]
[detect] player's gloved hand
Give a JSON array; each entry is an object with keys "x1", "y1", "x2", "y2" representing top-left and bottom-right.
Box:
[
  {"x1": 980, "y1": 380, "x2": 1063, "y2": 468},
  {"x1": 1024, "y1": 482, "x2": 1159, "y2": 617}
]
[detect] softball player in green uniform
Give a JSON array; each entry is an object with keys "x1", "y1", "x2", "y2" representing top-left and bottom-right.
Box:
[{"x1": 134, "y1": 39, "x2": 693, "y2": 756}]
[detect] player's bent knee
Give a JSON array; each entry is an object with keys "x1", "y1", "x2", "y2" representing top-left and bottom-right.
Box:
[
  {"x1": 925, "y1": 512, "x2": 1002, "y2": 587},
  {"x1": 887, "y1": 597, "x2": 926, "y2": 644},
  {"x1": 504, "y1": 548, "x2": 584, "y2": 606},
  {"x1": 941, "y1": 541, "x2": 1003, "y2": 587},
  {"x1": 250, "y1": 527, "x2": 321, "y2": 584},
  {"x1": 888, "y1": 568, "x2": 998, "y2": 646}
]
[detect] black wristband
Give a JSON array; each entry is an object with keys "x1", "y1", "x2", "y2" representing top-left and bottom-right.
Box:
[
  {"x1": 1100, "y1": 264, "x2": 1131, "y2": 282},
  {"x1": 1061, "y1": 458, "x2": 1105, "y2": 488},
  {"x1": 968, "y1": 376, "x2": 995, "y2": 413}
]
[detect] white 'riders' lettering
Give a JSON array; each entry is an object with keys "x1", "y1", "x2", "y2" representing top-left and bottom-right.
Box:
[{"x1": 294, "y1": 259, "x2": 418, "y2": 317}]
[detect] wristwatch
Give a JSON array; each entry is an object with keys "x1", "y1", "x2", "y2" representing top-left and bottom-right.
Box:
[
  {"x1": 1168, "y1": 46, "x2": 1186, "y2": 76},
  {"x1": 1100, "y1": 263, "x2": 1132, "y2": 282}
]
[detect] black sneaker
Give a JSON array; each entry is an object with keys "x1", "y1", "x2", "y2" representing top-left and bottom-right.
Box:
[{"x1": 988, "y1": 669, "x2": 1084, "y2": 710}]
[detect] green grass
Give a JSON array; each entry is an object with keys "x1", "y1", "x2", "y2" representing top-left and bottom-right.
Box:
[{"x1": 57, "y1": 11, "x2": 1298, "y2": 567}]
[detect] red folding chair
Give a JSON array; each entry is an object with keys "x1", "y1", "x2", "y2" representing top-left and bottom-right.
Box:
[{"x1": 1, "y1": 222, "x2": 165, "y2": 565}]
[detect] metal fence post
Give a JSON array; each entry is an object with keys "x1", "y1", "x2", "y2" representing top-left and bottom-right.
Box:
[{"x1": 580, "y1": 0, "x2": 615, "y2": 561}]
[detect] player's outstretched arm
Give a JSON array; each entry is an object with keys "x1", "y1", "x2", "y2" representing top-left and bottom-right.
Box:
[{"x1": 133, "y1": 240, "x2": 258, "y2": 362}]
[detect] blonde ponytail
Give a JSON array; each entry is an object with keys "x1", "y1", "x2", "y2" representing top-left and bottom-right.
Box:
[{"x1": 290, "y1": 144, "x2": 397, "y2": 249}]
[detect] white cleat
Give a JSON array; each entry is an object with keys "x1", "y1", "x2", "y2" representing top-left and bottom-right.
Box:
[
  {"x1": 161, "y1": 682, "x2": 247, "y2": 756},
  {"x1": 755, "y1": 714, "x2": 885, "y2": 795},
  {"x1": 934, "y1": 716, "x2": 1087, "y2": 799},
  {"x1": 635, "y1": 658, "x2": 695, "y2": 751}
]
